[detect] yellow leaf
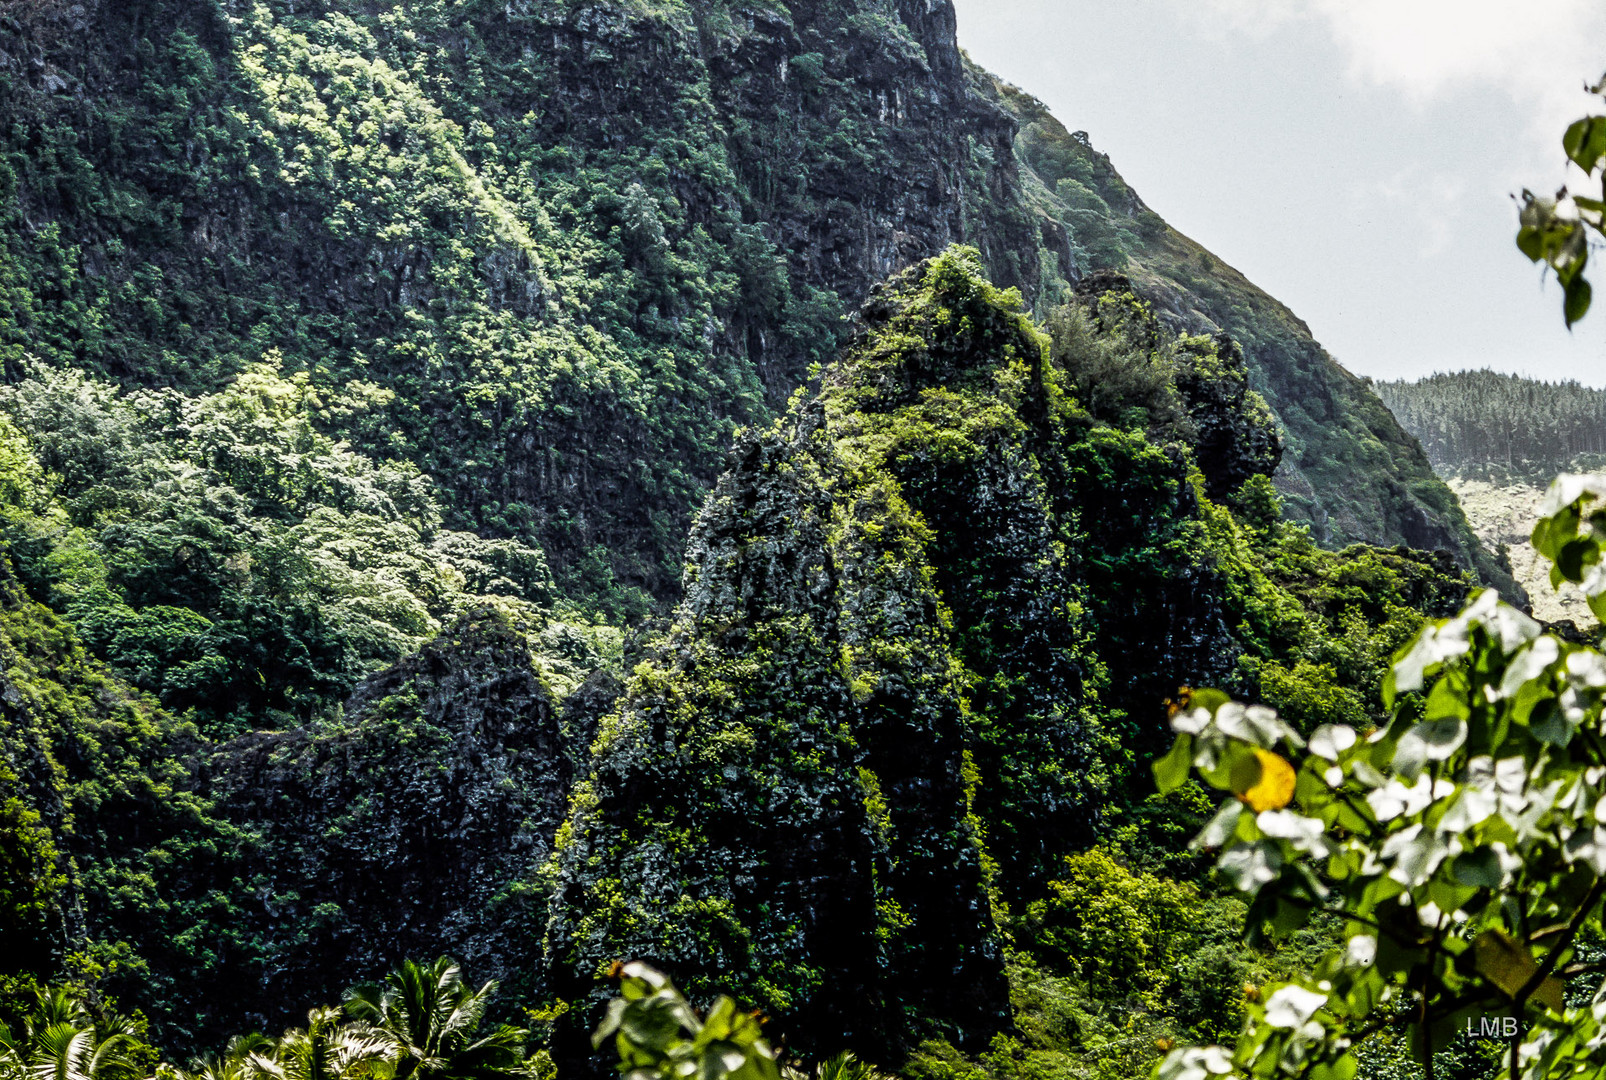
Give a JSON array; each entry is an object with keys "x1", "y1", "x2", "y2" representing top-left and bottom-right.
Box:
[
  {"x1": 1473, "y1": 929, "x2": 1566, "y2": 1013},
  {"x1": 1232, "y1": 748, "x2": 1296, "y2": 812}
]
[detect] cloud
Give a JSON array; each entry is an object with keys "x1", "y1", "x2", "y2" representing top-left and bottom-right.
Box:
[
  {"x1": 1313, "y1": 1, "x2": 1600, "y2": 100},
  {"x1": 1198, "y1": 0, "x2": 1605, "y2": 132},
  {"x1": 1357, "y1": 166, "x2": 1469, "y2": 259}
]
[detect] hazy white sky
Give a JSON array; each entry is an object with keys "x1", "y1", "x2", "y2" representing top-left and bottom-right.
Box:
[{"x1": 950, "y1": 0, "x2": 1606, "y2": 385}]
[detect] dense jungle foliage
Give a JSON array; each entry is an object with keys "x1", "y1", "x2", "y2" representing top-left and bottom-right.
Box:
[
  {"x1": 0, "y1": 246, "x2": 1491, "y2": 1080},
  {"x1": 1375, "y1": 371, "x2": 1606, "y2": 483},
  {"x1": 0, "y1": 1, "x2": 1548, "y2": 1080}
]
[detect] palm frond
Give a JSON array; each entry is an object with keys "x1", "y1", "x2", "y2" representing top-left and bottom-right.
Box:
[
  {"x1": 437, "y1": 989, "x2": 488, "y2": 1047},
  {"x1": 84, "y1": 1033, "x2": 136, "y2": 1080},
  {"x1": 29, "y1": 1022, "x2": 95, "y2": 1080},
  {"x1": 813, "y1": 1053, "x2": 888, "y2": 1080}
]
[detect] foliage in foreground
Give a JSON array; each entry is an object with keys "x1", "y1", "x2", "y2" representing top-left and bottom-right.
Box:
[
  {"x1": 1517, "y1": 71, "x2": 1606, "y2": 326},
  {"x1": 0, "y1": 988, "x2": 146, "y2": 1080},
  {"x1": 1, "y1": 958, "x2": 548, "y2": 1080},
  {"x1": 592, "y1": 964, "x2": 897, "y2": 1080},
  {"x1": 1153, "y1": 471, "x2": 1606, "y2": 1080},
  {"x1": 591, "y1": 963, "x2": 778, "y2": 1080}
]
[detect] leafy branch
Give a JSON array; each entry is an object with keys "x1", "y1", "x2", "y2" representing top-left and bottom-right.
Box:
[
  {"x1": 1152, "y1": 475, "x2": 1606, "y2": 1080},
  {"x1": 1517, "y1": 74, "x2": 1606, "y2": 327}
]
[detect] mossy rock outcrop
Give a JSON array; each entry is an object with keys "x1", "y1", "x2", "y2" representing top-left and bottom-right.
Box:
[
  {"x1": 546, "y1": 250, "x2": 1210, "y2": 1066},
  {"x1": 202, "y1": 605, "x2": 571, "y2": 1033},
  {"x1": 544, "y1": 250, "x2": 1480, "y2": 1072}
]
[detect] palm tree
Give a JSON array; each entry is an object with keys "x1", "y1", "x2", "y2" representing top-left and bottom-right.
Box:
[
  {"x1": 166, "y1": 1032, "x2": 277, "y2": 1080},
  {"x1": 783, "y1": 1052, "x2": 890, "y2": 1080},
  {"x1": 244, "y1": 1006, "x2": 394, "y2": 1080},
  {"x1": 0, "y1": 988, "x2": 142, "y2": 1080},
  {"x1": 341, "y1": 959, "x2": 533, "y2": 1080}
]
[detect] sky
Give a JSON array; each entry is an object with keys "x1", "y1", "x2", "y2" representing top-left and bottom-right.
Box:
[{"x1": 949, "y1": 0, "x2": 1606, "y2": 386}]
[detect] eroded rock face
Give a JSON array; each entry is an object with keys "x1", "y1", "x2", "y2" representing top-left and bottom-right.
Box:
[
  {"x1": 203, "y1": 607, "x2": 570, "y2": 1033},
  {"x1": 545, "y1": 406, "x2": 1011, "y2": 1068},
  {"x1": 544, "y1": 250, "x2": 1258, "y2": 1070},
  {"x1": 1176, "y1": 333, "x2": 1282, "y2": 502}
]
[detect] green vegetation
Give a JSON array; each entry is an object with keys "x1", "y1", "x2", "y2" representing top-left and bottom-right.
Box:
[
  {"x1": 1138, "y1": 81, "x2": 1606, "y2": 1080},
  {"x1": 0, "y1": 361, "x2": 571, "y2": 735},
  {"x1": 1375, "y1": 370, "x2": 1606, "y2": 483},
  {"x1": 590, "y1": 963, "x2": 777, "y2": 1080},
  {"x1": 1516, "y1": 70, "x2": 1606, "y2": 326},
  {"x1": 541, "y1": 249, "x2": 1481, "y2": 1077},
  {"x1": 0, "y1": 988, "x2": 147, "y2": 1080},
  {"x1": 0, "y1": 0, "x2": 1546, "y2": 1075},
  {"x1": 1150, "y1": 473, "x2": 1606, "y2": 1080},
  {"x1": 342, "y1": 958, "x2": 540, "y2": 1080},
  {"x1": 1, "y1": 959, "x2": 547, "y2": 1080},
  {"x1": 0, "y1": 225, "x2": 1486, "y2": 1072}
]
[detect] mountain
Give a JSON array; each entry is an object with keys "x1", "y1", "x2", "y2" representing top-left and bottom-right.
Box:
[
  {"x1": 1374, "y1": 369, "x2": 1606, "y2": 626},
  {"x1": 0, "y1": 0, "x2": 1511, "y2": 610},
  {"x1": 540, "y1": 250, "x2": 1476, "y2": 1070},
  {"x1": 0, "y1": 0, "x2": 1521, "y2": 1069}
]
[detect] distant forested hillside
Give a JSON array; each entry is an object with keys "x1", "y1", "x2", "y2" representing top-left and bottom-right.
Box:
[
  {"x1": 1375, "y1": 369, "x2": 1606, "y2": 480},
  {"x1": 1374, "y1": 369, "x2": 1606, "y2": 625}
]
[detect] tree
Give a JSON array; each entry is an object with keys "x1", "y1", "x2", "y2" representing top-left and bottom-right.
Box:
[
  {"x1": 1024, "y1": 846, "x2": 1202, "y2": 1009},
  {"x1": 156, "y1": 958, "x2": 545, "y2": 1080},
  {"x1": 0, "y1": 988, "x2": 143, "y2": 1080},
  {"x1": 341, "y1": 958, "x2": 535, "y2": 1080},
  {"x1": 242, "y1": 1006, "x2": 393, "y2": 1080},
  {"x1": 169, "y1": 1035, "x2": 277, "y2": 1080},
  {"x1": 591, "y1": 963, "x2": 779, "y2": 1080},
  {"x1": 1149, "y1": 472, "x2": 1606, "y2": 1080}
]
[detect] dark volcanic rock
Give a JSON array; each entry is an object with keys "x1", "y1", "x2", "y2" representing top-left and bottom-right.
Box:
[{"x1": 204, "y1": 606, "x2": 570, "y2": 1032}]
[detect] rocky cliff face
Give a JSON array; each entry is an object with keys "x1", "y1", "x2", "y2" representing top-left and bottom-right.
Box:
[
  {"x1": 986, "y1": 82, "x2": 1519, "y2": 600},
  {"x1": 0, "y1": 0, "x2": 1521, "y2": 1059},
  {"x1": 0, "y1": 0, "x2": 1505, "y2": 609},
  {"x1": 542, "y1": 249, "x2": 1423, "y2": 1069},
  {"x1": 200, "y1": 606, "x2": 572, "y2": 1033},
  {"x1": 545, "y1": 253, "x2": 1091, "y2": 1068}
]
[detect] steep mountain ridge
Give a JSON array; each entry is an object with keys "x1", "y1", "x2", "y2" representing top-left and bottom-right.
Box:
[
  {"x1": 0, "y1": 0, "x2": 1511, "y2": 609},
  {"x1": 541, "y1": 250, "x2": 1476, "y2": 1071},
  {"x1": 987, "y1": 82, "x2": 1506, "y2": 582},
  {"x1": 0, "y1": 0, "x2": 1531, "y2": 1065}
]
